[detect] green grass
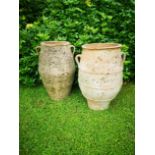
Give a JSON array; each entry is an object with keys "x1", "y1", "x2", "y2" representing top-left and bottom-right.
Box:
[{"x1": 20, "y1": 83, "x2": 135, "y2": 155}]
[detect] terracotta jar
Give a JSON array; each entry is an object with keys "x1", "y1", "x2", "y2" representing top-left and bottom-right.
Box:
[
  {"x1": 75, "y1": 43, "x2": 125, "y2": 110},
  {"x1": 38, "y1": 41, "x2": 75, "y2": 100}
]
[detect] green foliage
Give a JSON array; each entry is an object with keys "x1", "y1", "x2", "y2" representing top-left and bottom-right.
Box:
[
  {"x1": 20, "y1": 83, "x2": 135, "y2": 154},
  {"x1": 20, "y1": 0, "x2": 135, "y2": 86},
  {"x1": 19, "y1": 0, "x2": 48, "y2": 28}
]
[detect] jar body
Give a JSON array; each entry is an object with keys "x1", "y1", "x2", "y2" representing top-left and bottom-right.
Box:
[
  {"x1": 76, "y1": 43, "x2": 124, "y2": 110},
  {"x1": 39, "y1": 41, "x2": 75, "y2": 100}
]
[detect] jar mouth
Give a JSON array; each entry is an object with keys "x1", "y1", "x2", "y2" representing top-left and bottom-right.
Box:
[
  {"x1": 41, "y1": 41, "x2": 70, "y2": 47},
  {"x1": 82, "y1": 43, "x2": 122, "y2": 50}
]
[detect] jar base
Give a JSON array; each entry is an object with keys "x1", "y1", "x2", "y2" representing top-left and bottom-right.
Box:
[
  {"x1": 48, "y1": 87, "x2": 71, "y2": 101},
  {"x1": 87, "y1": 99, "x2": 110, "y2": 110}
]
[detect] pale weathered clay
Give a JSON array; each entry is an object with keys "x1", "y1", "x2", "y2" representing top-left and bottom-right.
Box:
[
  {"x1": 75, "y1": 43, "x2": 125, "y2": 110},
  {"x1": 38, "y1": 41, "x2": 75, "y2": 100}
]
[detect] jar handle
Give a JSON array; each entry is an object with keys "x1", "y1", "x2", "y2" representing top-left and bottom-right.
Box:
[
  {"x1": 70, "y1": 45, "x2": 76, "y2": 55},
  {"x1": 121, "y1": 53, "x2": 126, "y2": 62},
  {"x1": 35, "y1": 46, "x2": 41, "y2": 54},
  {"x1": 75, "y1": 54, "x2": 81, "y2": 67}
]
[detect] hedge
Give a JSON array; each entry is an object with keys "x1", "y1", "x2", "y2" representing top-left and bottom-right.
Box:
[{"x1": 20, "y1": 0, "x2": 135, "y2": 86}]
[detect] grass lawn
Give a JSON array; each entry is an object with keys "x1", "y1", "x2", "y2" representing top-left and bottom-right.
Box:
[{"x1": 20, "y1": 83, "x2": 135, "y2": 155}]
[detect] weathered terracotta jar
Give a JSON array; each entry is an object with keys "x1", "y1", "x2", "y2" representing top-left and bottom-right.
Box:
[
  {"x1": 75, "y1": 43, "x2": 125, "y2": 110},
  {"x1": 38, "y1": 41, "x2": 75, "y2": 100}
]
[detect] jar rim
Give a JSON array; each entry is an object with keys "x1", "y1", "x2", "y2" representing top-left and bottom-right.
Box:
[
  {"x1": 82, "y1": 43, "x2": 122, "y2": 50},
  {"x1": 41, "y1": 41, "x2": 71, "y2": 47}
]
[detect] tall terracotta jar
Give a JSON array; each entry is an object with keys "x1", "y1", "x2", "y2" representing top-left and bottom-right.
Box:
[
  {"x1": 38, "y1": 41, "x2": 75, "y2": 100},
  {"x1": 75, "y1": 43, "x2": 125, "y2": 110}
]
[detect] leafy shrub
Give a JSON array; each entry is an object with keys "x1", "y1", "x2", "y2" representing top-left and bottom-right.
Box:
[
  {"x1": 19, "y1": 0, "x2": 48, "y2": 28},
  {"x1": 20, "y1": 0, "x2": 135, "y2": 86}
]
